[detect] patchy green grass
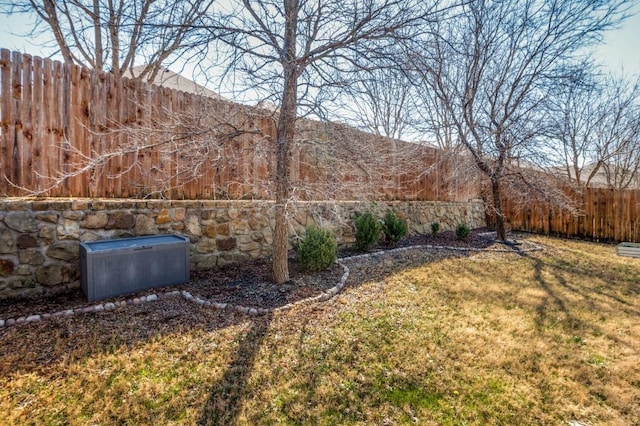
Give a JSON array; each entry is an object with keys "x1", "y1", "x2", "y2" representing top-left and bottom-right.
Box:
[{"x1": 1, "y1": 236, "x2": 639, "y2": 425}]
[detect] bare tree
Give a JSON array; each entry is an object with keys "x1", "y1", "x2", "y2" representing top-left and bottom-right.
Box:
[
  {"x1": 549, "y1": 71, "x2": 640, "y2": 189},
  {"x1": 410, "y1": 0, "x2": 631, "y2": 240},
  {"x1": 201, "y1": 0, "x2": 447, "y2": 283},
  {"x1": 332, "y1": 66, "x2": 416, "y2": 140},
  {"x1": 0, "y1": 0, "x2": 213, "y2": 81},
  {"x1": 410, "y1": 67, "x2": 484, "y2": 202},
  {"x1": 547, "y1": 71, "x2": 602, "y2": 187},
  {"x1": 602, "y1": 142, "x2": 640, "y2": 189}
]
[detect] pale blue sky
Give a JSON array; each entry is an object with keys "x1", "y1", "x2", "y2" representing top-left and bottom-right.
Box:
[
  {"x1": 593, "y1": 4, "x2": 640, "y2": 75},
  {"x1": 1, "y1": 6, "x2": 639, "y2": 77}
]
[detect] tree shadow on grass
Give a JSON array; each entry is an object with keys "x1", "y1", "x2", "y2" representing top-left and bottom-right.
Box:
[
  {"x1": 530, "y1": 255, "x2": 581, "y2": 332},
  {"x1": 526, "y1": 251, "x2": 640, "y2": 356},
  {"x1": 534, "y1": 252, "x2": 639, "y2": 309},
  {"x1": 193, "y1": 247, "x2": 499, "y2": 425},
  {"x1": 544, "y1": 256, "x2": 640, "y2": 313},
  {"x1": 0, "y1": 297, "x2": 248, "y2": 377},
  {"x1": 0, "y1": 233, "x2": 510, "y2": 423},
  {"x1": 198, "y1": 313, "x2": 273, "y2": 426}
]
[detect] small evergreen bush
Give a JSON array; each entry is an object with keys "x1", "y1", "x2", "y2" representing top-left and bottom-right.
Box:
[
  {"x1": 354, "y1": 211, "x2": 382, "y2": 252},
  {"x1": 456, "y1": 223, "x2": 470, "y2": 240},
  {"x1": 431, "y1": 222, "x2": 440, "y2": 236},
  {"x1": 382, "y1": 209, "x2": 408, "y2": 245},
  {"x1": 295, "y1": 226, "x2": 337, "y2": 271}
]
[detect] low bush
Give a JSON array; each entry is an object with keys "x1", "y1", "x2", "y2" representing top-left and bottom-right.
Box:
[
  {"x1": 354, "y1": 211, "x2": 382, "y2": 252},
  {"x1": 456, "y1": 223, "x2": 470, "y2": 240},
  {"x1": 431, "y1": 222, "x2": 440, "y2": 236},
  {"x1": 295, "y1": 226, "x2": 337, "y2": 271},
  {"x1": 382, "y1": 210, "x2": 408, "y2": 245}
]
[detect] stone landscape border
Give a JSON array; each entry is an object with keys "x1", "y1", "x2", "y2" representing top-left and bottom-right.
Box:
[{"x1": 0, "y1": 241, "x2": 544, "y2": 329}]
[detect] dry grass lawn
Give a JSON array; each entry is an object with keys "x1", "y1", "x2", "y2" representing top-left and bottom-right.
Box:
[{"x1": 1, "y1": 235, "x2": 639, "y2": 425}]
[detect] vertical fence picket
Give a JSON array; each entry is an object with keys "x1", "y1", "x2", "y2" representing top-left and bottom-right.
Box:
[
  {"x1": 632, "y1": 190, "x2": 638, "y2": 242},
  {"x1": 20, "y1": 54, "x2": 33, "y2": 189},
  {"x1": 0, "y1": 49, "x2": 10, "y2": 194},
  {"x1": 10, "y1": 51, "x2": 22, "y2": 188},
  {"x1": 51, "y1": 60, "x2": 63, "y2": 193},
  {"x1": 39, "y1": 58, "x2": 51, "y2": 195},
  {"x1": 167, "y1": 87, "x2": 178, "y2": 198},
  {"x1": 78, "y1": 66, "x2": 91, "y2": 196},
  {"x1": 68, "y1": 64, "x2": 81, "y2": 195},
  {"x1": 31, "y1": 56, "x2": 44, "y2": 192},
  {"x1": 105, "y1": 73, "x2": 117, "y2": 196}
]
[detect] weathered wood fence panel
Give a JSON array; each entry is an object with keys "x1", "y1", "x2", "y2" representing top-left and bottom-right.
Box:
[
  {"x1": 4, "y1": 50, "x2": 639, "y2": 241},
  {"x1": 0, "y1": 49, "x2": 477, "y2": 201},
  {"x1": 503, "y1": 187, "x2": 640, "y2": 243}
]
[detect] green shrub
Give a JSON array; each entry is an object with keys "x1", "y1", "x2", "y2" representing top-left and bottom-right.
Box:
[
  {"x1": 430, "y1": 222, "x2": 440, "y2": 236},
  {"x1": 354, "y1": 211, "x2": 382, "y2": 252},
  {"x1": 456, "y1": 223, "x2": 470, "y2": 240},
  {"x1": 295, "y1": 226, "x2": 337, "y2": 271},
  {"x1": 382, "y1": 209, "x2": 408, "y2": 245}
]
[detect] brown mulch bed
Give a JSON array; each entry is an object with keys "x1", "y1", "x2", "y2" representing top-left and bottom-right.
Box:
[
  {"x1": 0, "y1": 227, "x2": 526, "y2": 321},
  {"x1": 187, "y1": 258, "x2": 344, "y2": 309},
  {"x1": 338, "y1": 227, "x2": 498, "y2": 258}
]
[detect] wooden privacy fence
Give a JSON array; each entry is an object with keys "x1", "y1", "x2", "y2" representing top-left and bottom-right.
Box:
[
  {"x1": 503, "y1": 187, "x2": 640, "y2": 243},
  {"x1": 0, "y1": 49, "x2": 476, "y2": 201}
]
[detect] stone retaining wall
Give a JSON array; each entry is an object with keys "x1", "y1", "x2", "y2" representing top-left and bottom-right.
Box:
[{"x1": 0, "y1": 199, "x2": 485, "y2": 299}]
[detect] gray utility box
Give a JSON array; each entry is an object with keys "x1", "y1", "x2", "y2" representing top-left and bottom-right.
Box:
[
  {"x1": 617, "y1": 242, "x2": 640, "y2": 258},
  {"x1": 80, "y1": 235, "x2": 190, "y2": 302}
]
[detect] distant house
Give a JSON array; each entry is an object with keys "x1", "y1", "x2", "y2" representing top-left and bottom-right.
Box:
[
  {"x1": 551, "y1": 162, "x2": 640, "y2": 190},
  {"x1": 125, "y1": 66, "x2": 223, "y2": 99}
]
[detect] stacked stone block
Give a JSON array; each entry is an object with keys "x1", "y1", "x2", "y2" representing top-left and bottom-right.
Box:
[{"x1": 0, "y1": 199, "x2": 485, "y2": 299}]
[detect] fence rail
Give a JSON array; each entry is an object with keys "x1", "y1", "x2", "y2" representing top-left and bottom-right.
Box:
[
  {"x1": 0, "y1": 49, "x2": 475, "y2": 201},
  {"x1": 503, "y1": 187, "x2": 640, "y2": 243}
]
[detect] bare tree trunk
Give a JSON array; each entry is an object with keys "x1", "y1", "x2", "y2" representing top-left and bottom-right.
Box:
[
  {"x1": 491, "y1": 176, "x2": 507, "y2": 241},
  {"x1": 93, "y1": 0, "x2": 103, "y2": 70},
  {"x1": 273, "y1": 92, "x2": 294, "y2": 282},
  {"x1": 272, "y1": 0, "x2": 299, "y2": 284}
]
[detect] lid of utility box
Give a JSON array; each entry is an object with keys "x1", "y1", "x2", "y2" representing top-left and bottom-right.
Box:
[{"x1": 81, "y1": 235, "x2": 188, "y2": 252}]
